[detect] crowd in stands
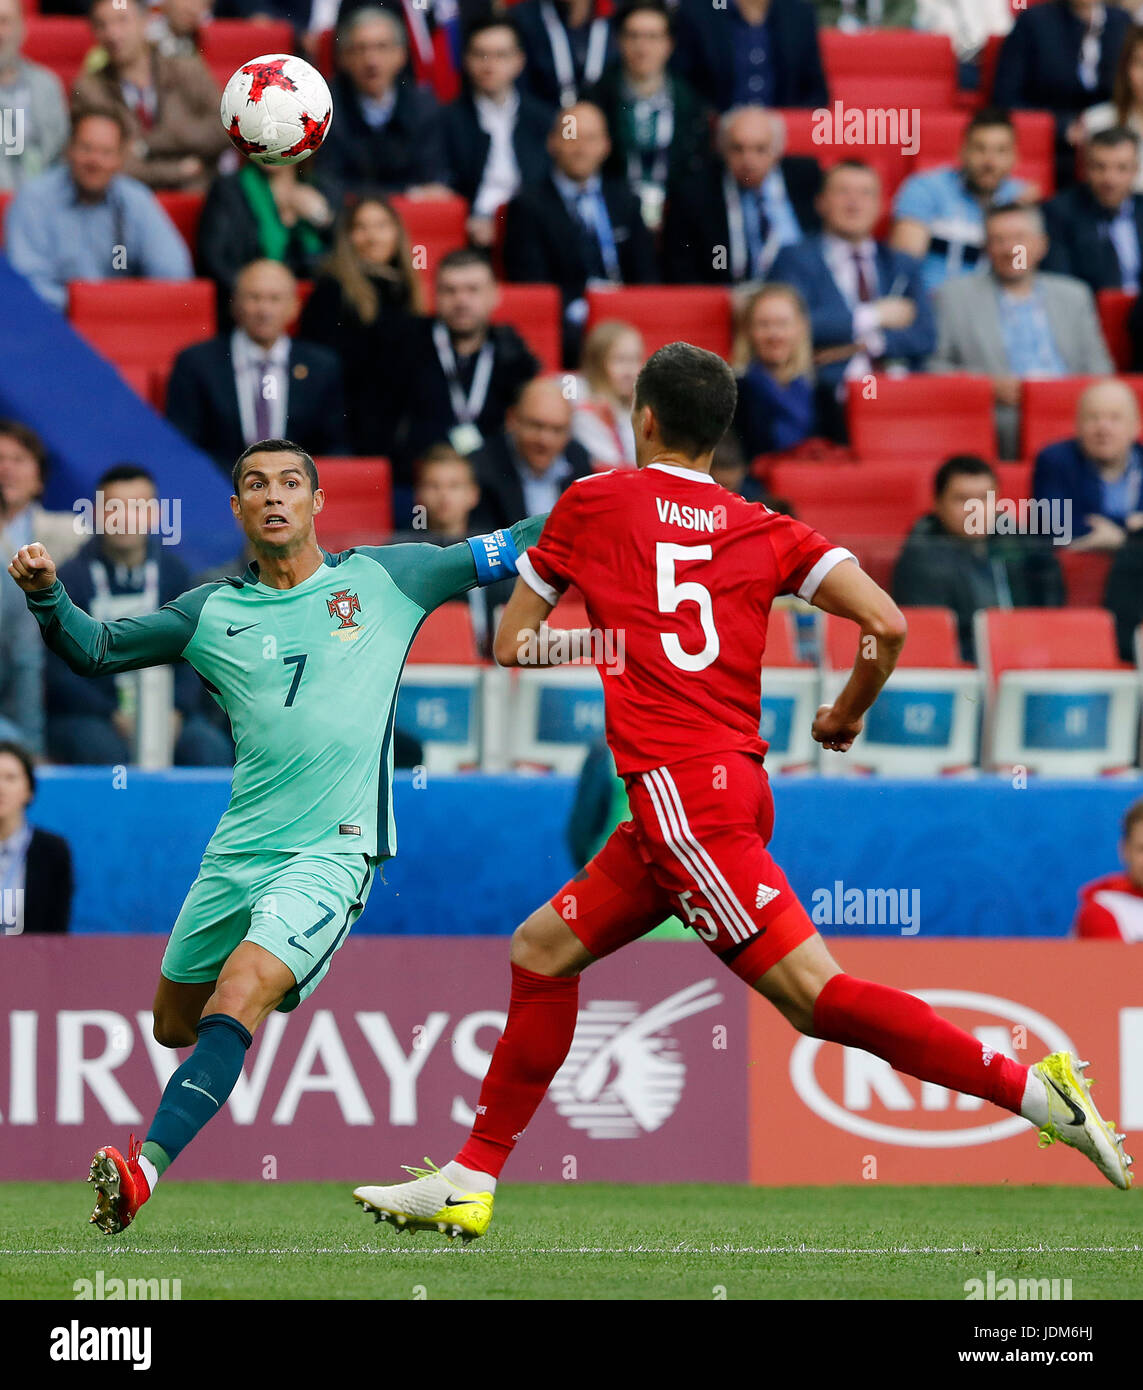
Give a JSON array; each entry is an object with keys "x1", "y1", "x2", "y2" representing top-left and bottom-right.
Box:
[{"x1": 3, "y1": 0, "x2": 1143, "y2": 789}]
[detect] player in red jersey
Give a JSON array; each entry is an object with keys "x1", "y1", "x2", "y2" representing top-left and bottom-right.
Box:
[{"x1": 354, "y1": 344, "x2": 1131, "y2": 1239}]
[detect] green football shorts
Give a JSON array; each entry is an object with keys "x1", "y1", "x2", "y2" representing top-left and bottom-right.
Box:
[{"x1": 161, "y1": 851, "x2": 376, "y2": 1011}]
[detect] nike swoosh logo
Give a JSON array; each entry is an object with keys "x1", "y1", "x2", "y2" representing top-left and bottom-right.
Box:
[
  {"x1": 181, "y1": 1078, "x2": 220, "y2": 1107},
  {"x1": 226, "y1": 623, "x2": 259, "y2": 637},
  {"x1": 1045, "y1": 1076, "x2": 1086, "y2": 1128},
  {"x1": 444, "y1": 1194, "x2": 480, "y2": 1207},
  {"x1": 286, "y1": 935, "x2": 313, "y2": 956}
]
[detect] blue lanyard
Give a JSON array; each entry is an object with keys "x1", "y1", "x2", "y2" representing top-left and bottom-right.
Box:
[{"x1": 578, "y1": 188, "x2": 621, "y2": 281}]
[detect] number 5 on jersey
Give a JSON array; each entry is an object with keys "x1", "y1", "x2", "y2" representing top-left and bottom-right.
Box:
[{"x1": 656, "y1": 542, "x2": 719, "y2": 672}]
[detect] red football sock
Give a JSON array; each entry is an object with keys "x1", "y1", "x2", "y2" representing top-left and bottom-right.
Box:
[
  {"x1": 455, "y1": 963, "x2": 580, "y2": 1178},
  {"x1": 812, "y1": 974, "x2": 1027, "y2": 1114}
]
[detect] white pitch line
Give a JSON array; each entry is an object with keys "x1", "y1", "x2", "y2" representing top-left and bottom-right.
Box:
[{"x1": 2, "y1": 1245, "x2": 1141, "y2": 1257}]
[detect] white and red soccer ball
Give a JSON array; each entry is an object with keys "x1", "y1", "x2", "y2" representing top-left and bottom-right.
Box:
[{"x1": 220, "y1": 54, "x2": 333, "y2": 166}]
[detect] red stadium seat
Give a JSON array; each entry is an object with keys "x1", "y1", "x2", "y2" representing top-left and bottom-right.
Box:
[
  {"x1": 408, "y1": 602, "x2": 481, "y2": 664},
  {"x1": 315, "y1": 27, "x2": 335, "y2": 78},
  {"x1": 979, "y1": 608, "x2": 1128, "y2": 677},
  {"x1": 585, "y1": 286, "x2": 733, "y2": 358},
  {"x1": 819, "y1": 31, "x2": 958, "y2": 112},
  {"x1": 0, "y1": 189, "x2": 11, "y2": 248},
  {"x1": 846, "y1": 375, "x2": 997, "y2": 462},
  {"x1": 1020, "y1": 376, "x2": 1143, "y2": 459},
  {"x1": 389, "y1": 194, "x2": 469, "y2": 307},
  {"x1": 762, "y1": 608, "x2": 809, "y2": 666},
  {"x1": 199, "y1": 21, "x2": 296, "y2": 92},
  {"x1": 1097, "y1": 290, "x2": 1136, "y2": 372},
  {"x1": 1058, "y1": 550, "x2": 1114, "y2": 608},
  {"x1": 311, "y1": 457, "x2": 393, "y2": 550},
  {"x1": 897, "y1": 111, "x2": 1055, "y2": 198},
  {"x1": 493, "y1": 284, "x2": 562, "y2": 373},
  {"x1": 993, "y1": 461, "x2": 1033, "y2": 500},
  {"x1": 22, "y1": 16, "x2": 90, "y2": 90},
  {"x1": 823, "y1": 607, "x2": 967, "y2": 670},
  {"x1": 156, "y1": 191, "x2": 205, "y2": 258},
  {"x1": 68, "y1": 280, "x2": 216, "y2": 385}
]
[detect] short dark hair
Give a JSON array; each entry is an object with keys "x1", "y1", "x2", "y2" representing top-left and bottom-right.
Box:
[
  {"x1": 436, "y1": 247, "x2": 494, "y2": 281},
  {"x1": 1123, "y1": 796, "x2": 1143, "y2": 840},
  {"x1": 823, "y1": 158, "x2": 878, "y2": 186},
  {"x1": 0, "y1": 420, "x2": 48, "y2": 487},
  {"x1": 965, "y1": 106, "x2": 1015, "y2": 138},
  {"x1": 413, "y1": 443, "x2": 477, "y2": 489},
  {"x1": 0, "y1": 740, "x2": 35, "y2": 798},
  {"x1": 1089, "y1": 124, "x2": 1140, "y2": 152},
  {"x1": 97, "y1": 462, "x2": 155, "y2": 490},
  {"x1": 615, "y1": 0, "x2": 674, "y2": 37},
  {"x1": 231, "y1": 439, "x2": 320, "y2": 493},
  {"x1": 462, "y1": 15, "x2": 522, "y2": 51},
  {"x1": 633, "y1": 342, "x2": 737, "y2": 457},
  {"x1": 70, "y1": 106, "x2": 131, "y2": 147},
  {"x1": 933, "y1": 454, "x2": 996, "y2": 499}
]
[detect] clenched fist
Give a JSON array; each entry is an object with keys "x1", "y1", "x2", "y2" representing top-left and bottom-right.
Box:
[{"x1": 8, "y1": 543, "x2": 57, "y2": 593}]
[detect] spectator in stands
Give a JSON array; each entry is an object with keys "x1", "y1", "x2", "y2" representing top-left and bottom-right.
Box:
[
  {"x1": 146, "y1": 0, "x2": 209, "y2": 60},
  {"x1": 1032, "y1": 378, "x2": 1143, "y2": 551},
  {"x1": 72, "y1": 0, "x2": 227, "y2": 192},
  {"x1": 1078, "y1": 22, "x2": 1143, "y2": 173},
  {"x1": 298, "y1": 195, "x2": 423, "y2": 455},
  {"x1": 1043, "y1": 127, "x2": 1143, "y2": 293},
  {"x1": 318, "y1": 7, "x2": 451, "y2": 201},
  {"x1": 165, "y1": 259, "x2": 349, "y2": 470},
  {"x1": 994, "y1": 0, "x2": 1133, "y2": 189},
  {"x1": 812, "y1": 0, "x2": 915, "y2": 28},
  {"x1": 731, "y1": 283, "x2": 819, "y2": 461},
  {"x1": 710, "y1": 430, "x2": 792, "y2": 508},
  {"x1": 512, "y1": 0, "x2": 617, "y2": 109},
  {"x1": 1072, "y1": 796, "x2": 1143, "y2": 939},
  {"x1": 0, "y1": 420, "x2": 84, "y2": 564},
  {"x1": 0, "y1": 0, "x2": 70, "y2": 191},
  {"x1": 5, "y1": 109, "x2": 191, "y2": 310},
  {"x1": 673, "y1": 0, "x2": 829, "y2": 115},
  {"x1": 571, "y1": 319, "x2": 643, "y2": 468},
  {"x1": 45, "y1": 464, "x2": 234, "y2": 766},
  {"x1": 0, "y1": 564, "x2": 43, "y2": 754},
  {"x1": 768, "y1": 160, "x2": 935, "y2": 404},
  {"x1": 913, "y1": 0, "x2": 1013, "y2": 69},
  {"x1": 893, "y1": 454, "x2": 1064, "y2": 662},
  {"x1": 502, "y1": 100, "x2": 656, "y2": 366},
  {"x1": 931, "y1": 202, "x2": 1112, "y2": 458},
  {"x1": 442, "y1": 17, "x2": 553, "y2": 250},
  {"x1": 586, "y1": 0, "x2": 709, "y2": 233},
  {"x1": 891, "y1": 107, "x2": 1035, "y2": 294},
  {"x1": 470, "y1": 376, "x2": 591, "y2": 532},
  {"x1": 661, "y1": 106, "x2": 820, "y2": 284},
  {"x1": 387, "y1": 248, "x2": 540, "y2": 483},
  {"x1": 197, "y1": 158, "x2": 335, "y2": 319},
  {"x1": 0, "y1": 741, "x2": 73, "y2": 934}
]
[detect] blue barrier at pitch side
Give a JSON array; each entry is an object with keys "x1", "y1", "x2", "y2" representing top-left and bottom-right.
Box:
[{"x1": 32, "y1": 770, "x2": 1140, "y2": 938}]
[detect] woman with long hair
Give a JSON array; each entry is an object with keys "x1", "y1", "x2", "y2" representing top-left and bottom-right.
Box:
[
  {"x1": 731, "y1": 283, "x2": 818, "y2": 460},
  {"x1": 571, "y1": 320, "x2": 644, "y2": 468},
  {"x1": 1079, "y1": 23, "x2": 1143, "y2": 188}
]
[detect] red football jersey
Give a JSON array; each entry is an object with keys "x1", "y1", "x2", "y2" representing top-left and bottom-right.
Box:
[{"x1": 518, "y1": 461, "x2": 854, "y2": 774}]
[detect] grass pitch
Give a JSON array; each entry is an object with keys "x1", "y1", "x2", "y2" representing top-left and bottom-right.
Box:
[{"x1": 1, "y1": 1182, "x2": 1139, "y2": 1300}]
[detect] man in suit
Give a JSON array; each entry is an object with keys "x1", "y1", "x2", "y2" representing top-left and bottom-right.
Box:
[
  {"x1": 511, "y1": 0, "x2": 618, "y2": 109},
  {"x1": 586, "y1": 0, "x2": 710, "y2": 232},
  {"x1": 0, "y1": 740, "x2": 72, "y2": 934},
  {"x1": 768, "y1": 159, "x2": 934, "y2": 404},
  {"x1": 165, "y1": 259, "x2": 349, "y2": 471},
  {"x1": 1043, "y1": 127, "x2": 1143, "y2": 294},
  {"x1": 1032, "y1": 378, "x2": 1143, "y2": 551},
  {"x1": 470, "y1": 377, "x2": 592, "y2": 532},
  {"x1": 672, "y1": 0, "x2": 829, "y2": 114},
  {"x1": 502, "y1": 100, "x2": 657, "y2": 366},
  {"x1": 442, "y1": 17, "x2": 554, "y2": 250},
  {"x1": 388, "y1": 248, "x2": 540, "y2": 483},
  {"x1": 317, "y1": 6, "x2": 451, "y2": 201},
  {"x1": 662, "y1": 105, "x2": 820, "y2": 284},
  {"x1": 931, "y1": 202, "x2": 1113, "y2": 458}
]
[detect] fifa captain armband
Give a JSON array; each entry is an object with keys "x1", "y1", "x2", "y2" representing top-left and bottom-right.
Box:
[{"x1": 467, "y1": 529, "x2": 521, "y2": 586}]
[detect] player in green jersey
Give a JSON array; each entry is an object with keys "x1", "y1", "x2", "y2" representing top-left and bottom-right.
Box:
[{"x1": 7, "y1": 438, "x2": 543, "y2": 1234}]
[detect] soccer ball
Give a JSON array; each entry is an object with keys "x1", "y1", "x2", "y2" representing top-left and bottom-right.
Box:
[{"x1": 220, "y1": 54, "x2": 333, "y2": 167}]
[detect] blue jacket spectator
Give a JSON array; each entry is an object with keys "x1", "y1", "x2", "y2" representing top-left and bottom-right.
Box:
[
  {"x1": 44, "y1": 465, "x2": 233, "y2": 766},
  {"x1": 673, "y1": 0, "x2": 828, "y2": 114},
  {"x1": 769, "y1": 161, "x2": 935, "y2": 398},
  {"x1": 4, "y1": 110, "x2": 191, "y2": 311}
]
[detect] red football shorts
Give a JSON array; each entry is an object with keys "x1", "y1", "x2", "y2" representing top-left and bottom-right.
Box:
[{"x1": 549, "y1": 750, "x2": 816, "y2": 984}]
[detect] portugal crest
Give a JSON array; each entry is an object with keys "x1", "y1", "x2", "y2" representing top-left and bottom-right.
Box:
[{"x1": 327, "y1": 589, "x2": 361, "y2": 630}]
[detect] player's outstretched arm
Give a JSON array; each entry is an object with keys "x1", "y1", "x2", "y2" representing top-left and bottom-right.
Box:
[
  {"x1": 807, "y1": 558, "x2": 907, "y2": 752},
  {"x1": 492, "y1": 578, "x2": 555, "y2": 667},
  {"x1": 9, "y1": 542, "x2": 203, "y2": 677}
]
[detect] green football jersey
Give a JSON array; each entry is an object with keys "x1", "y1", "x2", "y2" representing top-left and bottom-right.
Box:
[{"x1": 26, "y1": 525, "x2": 543, "y2": 858}]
